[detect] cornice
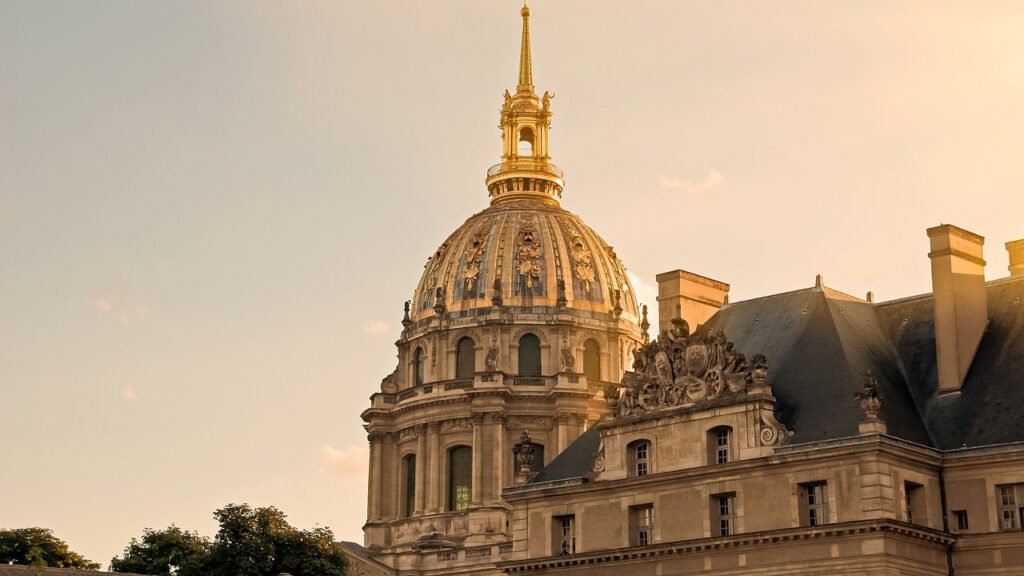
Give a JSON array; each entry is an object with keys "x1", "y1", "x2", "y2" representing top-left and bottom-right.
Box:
[{"x1": 497, "y1": 520, "x2": 954, "y2": 573}]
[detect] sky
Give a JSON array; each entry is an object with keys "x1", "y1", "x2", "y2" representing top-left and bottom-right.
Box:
[{"x1": 2, "y1": 0, "x2": 1023, "y2": 568}]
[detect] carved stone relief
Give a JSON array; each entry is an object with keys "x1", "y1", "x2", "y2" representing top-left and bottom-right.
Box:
[
  {"x1": 507, "y1": 416, "x2": 551, "y2": 430},
  {"x1": 612, "y1": 324, "x2": 779, "y2": 419},
  {"x1": 516, "y1": 215, "x2": 542, "y2": 289}
]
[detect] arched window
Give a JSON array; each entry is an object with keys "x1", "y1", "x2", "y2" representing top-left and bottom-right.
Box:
[
  {"x1": 413, "y1": 348, "x2": 425, "y2": 387},
  {"x1": 628, "y1": 439, "x2": 651, "y2": 477},
  {"x1": 448, "y1": 446, "x2": 472, "y2": 511},
  {"x1": 456, "y1": 337, "x2": 475, "y2": 380},
  {"x1": 583, "y1": 339, "x2": 601, "y2": 382},
  {"x1": 518, "y1": 333, "x2": 541, "y2": 377},
  {"x1": 402, "y1": 454, "x2": 416, "y2": 518},
  {"x1": 518, "y1": 126, "x2": 535, "y2": 156},
  {"x1": 708, "y1": 426, "x2": 732, "y2": 464}
]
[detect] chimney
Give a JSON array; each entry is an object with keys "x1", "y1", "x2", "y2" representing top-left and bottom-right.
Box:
[
  {"x1": 656, "y1": 269, "x2": 729, "y2": 335},
  {"x1": 1007, "y1": 239, "x2": 1024, "y2": 278},
  {"x1": 927, "y1": 224, "x2": 988, "y2": 394}
]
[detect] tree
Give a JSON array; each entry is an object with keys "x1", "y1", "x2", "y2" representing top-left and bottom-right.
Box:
[
  {"x1": 108, "y1": 526, "x2": 209, "y2": 576},
  {"x1": 0, "y1": 527, "x2": 100, "y2": 569},
  {"x1": 110, "y1": 504, "x2": 347, "y2": 576}
]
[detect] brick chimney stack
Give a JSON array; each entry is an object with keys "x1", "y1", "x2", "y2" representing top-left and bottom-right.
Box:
[
  {"x1": 927, "y1": 224, "x2": 988, "y2": 394},
  {"x1": 1007, "y1": 239, "x2": 1024, "y2": 278},
  {"x1": 656, "y1": 269, "x2": 729, "y2": 336}
]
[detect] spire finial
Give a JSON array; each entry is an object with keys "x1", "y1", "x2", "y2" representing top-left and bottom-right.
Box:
[{"x1": 518, "y1": 1, "x2": 534, "y2": 93}]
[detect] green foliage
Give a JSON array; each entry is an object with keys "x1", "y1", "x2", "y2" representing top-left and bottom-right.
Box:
[
  {"x1": 108, "y1": 525, "x2": 209, "y2": 576},
  {"x1": 110, "y1": 504, "x2": 347, "y2": 576},
  {"x1": 0, "y1": 527, "x2": 100, "y2": 569}
]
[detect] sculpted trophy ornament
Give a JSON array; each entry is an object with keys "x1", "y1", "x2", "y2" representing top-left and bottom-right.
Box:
[
  {"x1": 856, "y1": 370, "x2": 883, "y2": 420},
  {"x1": 612, "y1": 324, "x2": 787, "y2": 430}
]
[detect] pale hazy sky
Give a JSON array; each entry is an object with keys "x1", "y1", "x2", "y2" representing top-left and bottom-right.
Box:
[{"x1": 2, "y1": 0, "x2": 1023, "y2": 568}]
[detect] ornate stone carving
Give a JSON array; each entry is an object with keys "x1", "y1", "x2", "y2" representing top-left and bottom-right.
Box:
[
  {"x1": 398, "y1": 427, "x2": 418, "y2": 441},
  {"x1": 758, "y1": 412, "x2": 792, "y2": 447},
  {"x1": 441, "y1": 418, "x2": 472, "y2": 432},
  {"x1": 556, "y1": 279, "x2": 567, "y2": 308},
  {"x1": 559, "y1": 332, "x2": 575, "y2": 372},
  {"x1": 402, "y1": 300, "x2": 411, "y2": 328},
  {"x1": 380, "y1": 368, "x2": 398, "y2": 394},
  {"x1": 516, "y1": 215, "x2": 542, "y2": 289},
  {"x1": 427, "y1": 421, "x2": 442, "y2": 433},
  {"x1": 591, "y1": 441, "x2": 605, "y2": 473},
  {"x1": 367, "y1": 431, "x2": 385, "y2": 443},
  {"x1": 462, "y1": 232, "x2": 487, "y2": 293},
  {"x1": 489, "y1": 412, "x2": 506, "y2": 424},
  {"x1": 485, "y1": 334, "x2": 500, "y2": 371},
  {"x1": 566, "y1": 224, "x2": 594, "y2": 292},
  {"x1": 513, "y1": 430, "x2": 538, "y2": 482},
  {"x1": 433, "y1": 286, "x2": 446, "y2": 315},
  {"x1": 492, "y1": 276, "x2": 503, "y2": 306},
  {"x1": 612, "y1": 325, "x2": 772, "y2": 417},
  {"x1": 507, "y1": 415, "x2": 550, "y2": 430},
  {"x1": 856, "y1": 370, "x2": 882, "y2": 420}
]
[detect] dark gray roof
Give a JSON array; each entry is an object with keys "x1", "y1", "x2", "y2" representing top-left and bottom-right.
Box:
[
  {"x1": 877, "y1": 277, "x2": 1024, "y2": 449},
  {"x1": 529, "y1": 277, "x2": 1024, "y2": 483},
  {"x1": 529, "y1": 426, "x2": 601, "y2": 483}
]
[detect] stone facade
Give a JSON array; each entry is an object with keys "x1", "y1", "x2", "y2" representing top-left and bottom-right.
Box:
[{"x1": 350, "y1": 5, "x2": 1024, "y2": 576}]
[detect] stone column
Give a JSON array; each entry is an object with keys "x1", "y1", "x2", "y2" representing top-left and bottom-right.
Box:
[
  {"x1": 556, "y1": 413, "x2": 570, "y2": 456},
  {"x1": 471, "y1": 412, "x2": 485, "y2": 506},
  {"x1": 427, "y1": 422, "x2": 441, "y2": 513},
  {"x1": 368, "y1": 431, "x2": 384, "y2": 521},
  {"x1": 415, "y1": 424, "x2": 428, "y2": 514},
  {"x1": 490, "y1": 412, "x2": 506, "y2": 503},
  {"x1": 386, "y1": 432, "x2": 399, "y2": 520}
]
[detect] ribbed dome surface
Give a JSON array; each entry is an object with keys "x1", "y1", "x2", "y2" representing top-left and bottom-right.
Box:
[{"x1": 411, "y1": 199, "x2": 639, "y2": 323}]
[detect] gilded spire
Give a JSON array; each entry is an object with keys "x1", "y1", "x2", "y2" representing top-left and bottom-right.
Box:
[{"x1": 518, "y1": 2, "x2": 534, "y2": 93}]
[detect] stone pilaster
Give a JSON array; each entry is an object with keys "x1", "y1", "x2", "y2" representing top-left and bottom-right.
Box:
[
  {"x1": 471, "y1": 411, "x2": 486, "y2": 506},
  {"x1": 414, "y1": 424, "x2": 427, "y2": 514},
  {"x1": 490, "y1": 412, "x2": 506, "y2": 503},
  {"x1": 367, "y1": 431, "x2": 384, "y2": 521},
  {"x1": 427, "y1": 422, "x2": 441, "y2": 513}
]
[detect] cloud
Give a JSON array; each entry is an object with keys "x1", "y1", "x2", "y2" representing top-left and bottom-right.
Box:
[
  {"x1": 658, "y1": 168, "x2": 724, "y2": 196},
  {"x1": 93, "y1": 297, "x2": 113, "y2": 312},
  {"x1": 320, "y1": 444, "x2": 369, "y2": 479},
  {"x1": 121, "y1": 383, "x2": 138, "y2": 403},
  {"x1": 360, "y1": 320, "x2": 390, "y2": 335}
]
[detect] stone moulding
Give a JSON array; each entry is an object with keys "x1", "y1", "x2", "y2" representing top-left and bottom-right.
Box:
[{"x1": 496, "y1": 519, "x2": 955, "y2": 573}]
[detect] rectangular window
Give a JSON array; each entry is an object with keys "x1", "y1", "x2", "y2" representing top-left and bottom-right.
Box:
[
  {"x1": 998, "y1": 484, "x2": 1024, "y2": 531},
  {"x1": 636, "y1": 442, "x2": 649, "y2": 477},
  {"x1": 799, "y1": 481, "x2": 829, "y2": 526},
  {"x1": 953, "y1": 510, "x2": 969, "y2": 531},
  {"x1": 712, "y1": 493, "x2": 736, "y2": 536},
  {"x1": 904, "y1": 481, "x2": 925, "y2": 524},
  {"x1": 403, "y1": 455, "x2": 416, "y2": 518},
  {"x1": 553, "y1": 515, "x2": 575, "y2": 555},
  {"x1": 715, "y1": 429, "x2": 730, "y2": 464},
  {"x1": 630, "y1": 504, "x2": 654, "y2": 547}
]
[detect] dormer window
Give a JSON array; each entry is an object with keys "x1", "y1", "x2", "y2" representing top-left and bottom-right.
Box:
[
  {"x1": 708, "y1": 426, "x2": 732, "y2": 465},
  {"x1": 628, "y1": 439, "x2": 651, "y2": 477}
]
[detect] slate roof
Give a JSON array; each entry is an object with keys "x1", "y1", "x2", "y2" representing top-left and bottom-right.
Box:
[{"x1": 528, "y1": 276, "x2": 1024, "y2": 483}]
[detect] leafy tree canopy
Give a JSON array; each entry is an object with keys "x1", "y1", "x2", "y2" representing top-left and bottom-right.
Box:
[
  {"x1": 108, "y1": 525, "x2": 209, "y2": 575},
  {"x1": 110, "y1": 504, "x2": 347, "y2": 576},
  {"x1": 0, "y1": 527, "x2": 100, "y2": 569}
]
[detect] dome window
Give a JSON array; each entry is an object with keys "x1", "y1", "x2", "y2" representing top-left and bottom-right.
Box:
[
  {"x1": 413, "y1": 348, "x2": 425, "y2": 387},
  {"x1": 456, "y1": 337, "x2": 476, "y2": 380},
  {"x1": 518, "y1": 333, "x2": 542, "y2": 377},
  {"x1": 583, "y1": 339, "x2": 601, "y2": 382},
  {"x1": 448, "y1": 446, "x2": 472, "y2": 511}
]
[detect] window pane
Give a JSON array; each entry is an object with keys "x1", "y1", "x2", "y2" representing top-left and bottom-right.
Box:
[
  {"x1": 518, "y1": 334, "x2": 541, "y2": 376},
  {"x1": 456, "y1": 338, "x2": 475, "y2": 379},
  {"x1": 449, "y1": 446, "x2": 472, "y2": 511},
  {"x1": 583, "y1": 340, "x2": 600, "y2": 381}
]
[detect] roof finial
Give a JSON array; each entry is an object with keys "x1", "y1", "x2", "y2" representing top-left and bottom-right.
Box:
[{"x1": 518, "y1": 1, "x2": 534, "y2": 93}]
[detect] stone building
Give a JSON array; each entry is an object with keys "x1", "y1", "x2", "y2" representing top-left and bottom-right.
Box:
[{"x1": 349, "y1": 5, "x2": 1024, "y2": 575}]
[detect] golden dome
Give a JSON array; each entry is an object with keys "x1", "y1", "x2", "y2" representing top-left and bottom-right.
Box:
[{"x1": 410, "y1": 198, "x2": 639, "y2": 324}]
